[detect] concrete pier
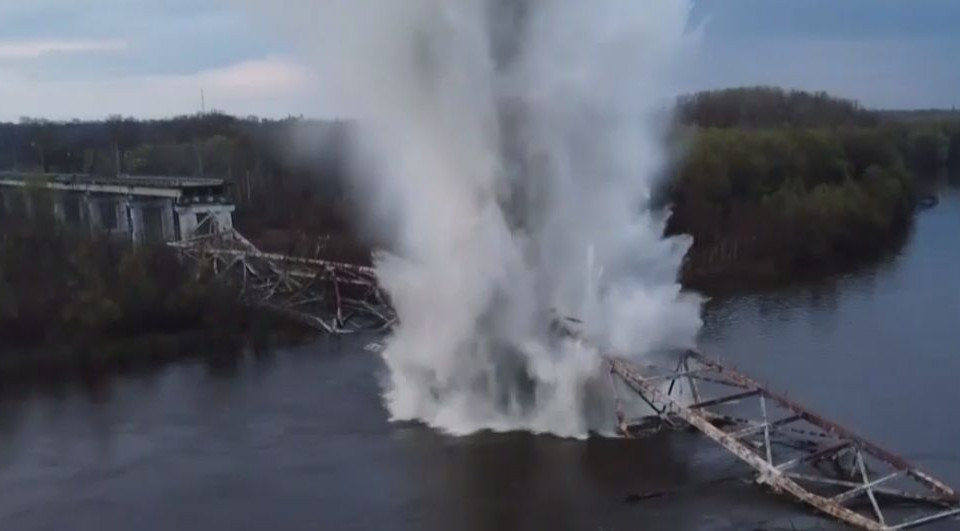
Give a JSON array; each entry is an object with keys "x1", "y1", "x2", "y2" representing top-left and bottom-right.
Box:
[{"x1": 0, "y1": 172, "x2": 235, "y2": 243}]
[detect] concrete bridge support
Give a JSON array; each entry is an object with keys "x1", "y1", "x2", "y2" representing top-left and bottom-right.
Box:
[
  {"x1": 0, "y1": 173, "x2": 235, "y2": 244},
  {"x1": 86, "y1": 195, "x2": 131, "y2": 237},
  {"x1": 60, "y1": 192, "x2": 85, "y2": 225},
  {"x1": 130, "y1": 199, "x2": 176, "y2": 243},
  {"x1": 175, "y1": 204, "x2": 235, "y2": 240}
]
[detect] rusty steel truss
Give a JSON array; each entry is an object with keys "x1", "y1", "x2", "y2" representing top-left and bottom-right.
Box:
[
  {"x1": 607, "y1": 351, "x2": 960, "y2": 530},
  {"x1": 171, "y1": 232, "x2": 959, "y2": 529},
  {"x1": 170, "y1": 229, "x2": 395, "y2": 334}
]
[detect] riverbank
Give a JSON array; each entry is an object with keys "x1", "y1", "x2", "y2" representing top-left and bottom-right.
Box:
[
  {"x1": 0, "y1": 226, "x2": 240, "y2": 342},
  {"x1": 2, "y1": 191, "x2": 957, "y2": 531},
  {"x1": 2, "y1": 88, "x2": 955, "y2": 302},
  {"x1": 0, "y1": 222, "x2": 322, "y2": 381},
  {"x1": 3, "y1": 87, "x2": 957, "y2": 379},
  {"x1": 680, "y1": 217, "x2": 914, "y2": 295}
]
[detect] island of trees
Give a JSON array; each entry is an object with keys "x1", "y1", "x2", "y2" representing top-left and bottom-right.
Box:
[{"x1": 670, "y1": 87, "x2": 960, "y2": 287}]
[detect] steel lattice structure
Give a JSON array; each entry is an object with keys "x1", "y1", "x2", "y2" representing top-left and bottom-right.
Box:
[
  {"x1": 608, "y1": 351, "x2": 960, "y2": 530},
  {"x1": 171, "y1": 229, "x2": 395, "y2": 334},
  {"x1": 175, "y1": 231, "x2": 960, "y2": 529}
]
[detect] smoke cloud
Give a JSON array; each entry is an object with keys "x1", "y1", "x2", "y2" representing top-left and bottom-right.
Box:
[{"x1": 238, "y1": 0, "x2": 702, "y2": 437}]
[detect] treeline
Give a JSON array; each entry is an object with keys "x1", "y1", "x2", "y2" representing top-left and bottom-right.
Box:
[
  {"x1": 0, "y1": 114, "x2": 357, "y2": 253},
  {"x1": 670, "y1": 87, "x2": 960, "y2": 285},
  {"x1": 3, "y1": 87, "x2": 959, "y2": 288},
  {"x1": 677, "y1": 86, "x2": 880, "y2": 129},
  {"x1": 678, "y1": 87, "x2": 960, "y2": 176}
]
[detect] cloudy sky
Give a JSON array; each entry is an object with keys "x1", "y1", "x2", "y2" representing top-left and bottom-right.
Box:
[{"x1": 0, "y1": 0, "x2": 958, "y2": 121}]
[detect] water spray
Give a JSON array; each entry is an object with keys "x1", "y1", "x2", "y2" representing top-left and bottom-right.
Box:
[{"x1": 240, "y1": 0, "x2": 702, "y2": 437}]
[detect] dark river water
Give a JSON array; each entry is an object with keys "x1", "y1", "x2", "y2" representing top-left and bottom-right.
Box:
[{"x1": 1, "y1": 188, "x2": 957, "y2": 531}]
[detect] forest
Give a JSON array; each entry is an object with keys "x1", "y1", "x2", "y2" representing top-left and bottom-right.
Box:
[
  {"x1": 1, "y1": 86, "x2": 959, "y2": 294},
  {"x1": 670, "y1": 87, "x2": 960, "y2": 285}
]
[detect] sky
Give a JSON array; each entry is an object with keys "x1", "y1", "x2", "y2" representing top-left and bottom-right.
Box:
[{"x1": 0, "y1": 0, "x2": 958, "y2": 121}]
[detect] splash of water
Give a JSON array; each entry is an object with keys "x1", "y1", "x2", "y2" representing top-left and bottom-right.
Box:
[{"x1": 242, "y1": 0, "x2": 702, "y2": 437}]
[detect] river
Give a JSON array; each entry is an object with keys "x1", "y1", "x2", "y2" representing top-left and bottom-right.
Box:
[{"x1": 1, "y1": 188, "x2": 957, "y2": 531}]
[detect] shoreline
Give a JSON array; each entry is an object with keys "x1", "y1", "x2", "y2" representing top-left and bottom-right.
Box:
[
  {"x1": 2, "y1": 187, "x2": 937, "y2": 383},
  {"x1": 681, "y1": 224, "x2": 913, "y2": 297},
  {"x1": 0, "y1": 242, "x2": 907, "y2": 384},
  {"x1": 0, "y1": 316, "x2": 318, "y2": 383}
]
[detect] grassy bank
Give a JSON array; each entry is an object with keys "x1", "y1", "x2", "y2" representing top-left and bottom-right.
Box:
[
  {"x1": 0, "y1": 220, "x2": 315, "y2": 379},
  {"x1": 0, "y1": 221, "x2": 245, "y2": 347}
]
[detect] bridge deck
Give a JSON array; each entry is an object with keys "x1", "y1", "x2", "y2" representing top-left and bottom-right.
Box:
[
  {"x1": 0, "y1": 172, "x2": 228, "y2": 200},
  {"x1": 0, "y1": 172, "x2": 225, "y2": 189}
]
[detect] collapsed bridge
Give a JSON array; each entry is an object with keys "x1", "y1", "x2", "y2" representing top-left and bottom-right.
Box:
[
  {"x1": 607, "y1": 351, "x2": 960, "y2": 530},
  {"x1": 173, "y1": 229, "x2": 959, "y2": 530}
]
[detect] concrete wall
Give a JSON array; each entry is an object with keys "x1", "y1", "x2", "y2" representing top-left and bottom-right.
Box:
[
  {"x1": 86, "y1": 195, "x2": 132, "y2": 237},
  {"x1": 130, "y1": 199, "x2": 176, "y2": 243},
  {"x1": 175, "y1": 204, "x2": 235, "y2": 241},
  {"x1": 1, "y1": 184, "x2": 235, "y2": 244}
]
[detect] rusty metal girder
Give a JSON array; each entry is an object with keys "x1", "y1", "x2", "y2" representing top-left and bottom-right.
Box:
[
  {"x1": 168, "y1": 247, "x2": 960, "y2": 529},
  {"x1": 171, "y1": 229, "x2": 395, "y2": 334},
  {"x1": 607, "y1": 351, "x2": 960, "y2": 530}
]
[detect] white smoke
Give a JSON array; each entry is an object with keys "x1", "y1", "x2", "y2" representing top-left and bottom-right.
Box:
[{"x1": 237, "y1": 0, "x2": 702, "y2": 437}]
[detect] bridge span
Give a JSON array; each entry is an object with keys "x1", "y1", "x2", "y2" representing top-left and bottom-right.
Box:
[{"x1": 0, "y1": 172, "x2": 234, "y2": 243}]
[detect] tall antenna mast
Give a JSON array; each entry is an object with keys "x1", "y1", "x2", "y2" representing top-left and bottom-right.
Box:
[{"x1": 201, "y1": 88, "x2": 206, "y2": 115}]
